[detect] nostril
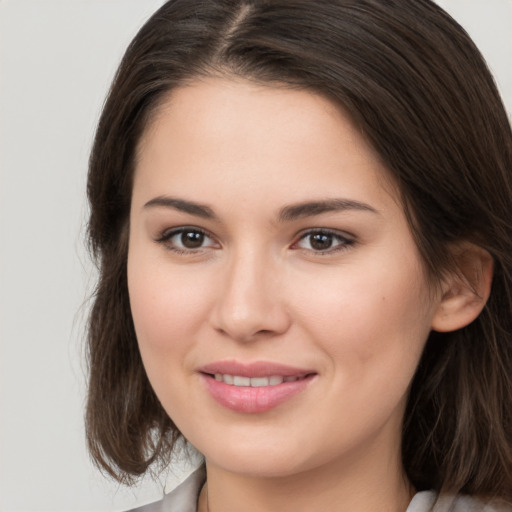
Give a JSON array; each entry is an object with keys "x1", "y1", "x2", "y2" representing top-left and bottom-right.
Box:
[{"x1": 256, "y1": 329, "x2": 274, "y2": 336}]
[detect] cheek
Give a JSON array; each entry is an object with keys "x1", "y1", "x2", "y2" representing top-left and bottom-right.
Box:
[
  {"x1": 291, "y1": 256, "x2": 433, "y2": 382},
  {"x1": 126, "y1": 249, "x2": 219, "y2": 421},
  {"x1": 127, "y1": 249, "x2": 213, "y2": 357}
]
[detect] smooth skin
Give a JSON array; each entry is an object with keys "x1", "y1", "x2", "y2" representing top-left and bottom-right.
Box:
[{"x1": 127, "y1": 78, "x2": 492, "y2": 512}]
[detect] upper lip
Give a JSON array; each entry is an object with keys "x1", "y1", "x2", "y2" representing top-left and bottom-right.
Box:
[{"x1": 198, "y1": 360, "x2": 316, "y2": 378}]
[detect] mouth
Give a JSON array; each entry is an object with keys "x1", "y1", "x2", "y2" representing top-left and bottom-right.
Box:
[
  {"x1": 198, "y1": 361, "x2": 317, "y2": 413},
  {"x1": 205, "y1": 373, "x2": 311, "y2": 387}
]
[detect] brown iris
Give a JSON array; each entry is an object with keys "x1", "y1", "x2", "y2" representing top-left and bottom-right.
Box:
[
  {"x1": 181, "y1": 231, "x2": 205, "y2": 248},
  {"x1": 309, "y1": 233, "x2": 334, "y2": 251}
]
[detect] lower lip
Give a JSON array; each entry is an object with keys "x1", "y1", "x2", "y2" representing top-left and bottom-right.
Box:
[{"x1": 201, "y1": 374, "x2": 315, "y2": 413}]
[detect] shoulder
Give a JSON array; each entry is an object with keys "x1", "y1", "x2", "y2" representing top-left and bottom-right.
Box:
[
  {"x1": 408, "y1": 491, "x2": 512, "y2": 512},
  {"x1": 125, "y1": 467, "x2": 206, "y2": 512}
]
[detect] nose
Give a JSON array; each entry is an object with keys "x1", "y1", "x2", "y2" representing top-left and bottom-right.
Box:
[{"x1": 210, "y1": 248, "x2": 291, "y2": 343}]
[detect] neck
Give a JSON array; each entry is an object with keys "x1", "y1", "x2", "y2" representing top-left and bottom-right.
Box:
[{"x1": 198, "y1": 440, "x2": 414, "y2": 512}]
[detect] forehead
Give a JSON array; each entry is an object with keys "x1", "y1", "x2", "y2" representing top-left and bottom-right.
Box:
[{"x1": 133, "y1": 77, "x2": 398, "y2": 215}]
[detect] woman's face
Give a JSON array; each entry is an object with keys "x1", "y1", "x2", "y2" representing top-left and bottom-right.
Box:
[{"x1": 128, "y1": 78, "x2": 441, "y2": 478}]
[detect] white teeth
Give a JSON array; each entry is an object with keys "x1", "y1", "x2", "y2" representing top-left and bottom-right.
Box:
[
  {"x1": 250, "y1": 377, "x2": 269, "y2": 387},
  {"x1": 233, "y1": 376, "x2": 251, "y2": 386},
  {"x1": 213, "y1": 374, "x2": 297, "y2": 387}
]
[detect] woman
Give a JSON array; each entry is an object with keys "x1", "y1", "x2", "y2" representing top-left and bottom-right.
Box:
[{"x1": 85, "y1": 1, "x2": 512, "y2": 510}]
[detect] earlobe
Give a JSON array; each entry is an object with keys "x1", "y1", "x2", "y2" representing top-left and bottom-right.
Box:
[{"x1": 431, "y1": 244, "x2": 493, "y2": 333}]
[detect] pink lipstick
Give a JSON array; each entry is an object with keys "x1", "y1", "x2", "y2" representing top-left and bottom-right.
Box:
[{"x1": 198, "y1": 361, "x2": 316, "y2": 413}]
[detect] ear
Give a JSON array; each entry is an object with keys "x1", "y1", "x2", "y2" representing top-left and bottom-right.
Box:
[{"x1": 431, "y1": 243, "x2": 493, "y2": 333}]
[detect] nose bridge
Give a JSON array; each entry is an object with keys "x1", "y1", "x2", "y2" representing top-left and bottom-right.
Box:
[{"x1": 212, "y1": 242, "x2": 289, "y2": 341}]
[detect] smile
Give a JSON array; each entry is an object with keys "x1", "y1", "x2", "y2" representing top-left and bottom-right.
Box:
[
  {"x1": 212, "y1": 374, "x2": 305, "y2": 386},
  {"x1": 198, "y1": 361, "x2": 316, "y2": 413}
]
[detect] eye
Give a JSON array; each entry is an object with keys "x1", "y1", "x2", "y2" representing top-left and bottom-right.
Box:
[
  {"x1": 293, "y1": 229, "x2": 354, "y2": 253},
  {"x1": 156, "y1": 227, "x2": 218, "y2": 253}
]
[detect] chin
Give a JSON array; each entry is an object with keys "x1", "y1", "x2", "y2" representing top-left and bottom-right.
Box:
[
  {"x1": 195, "y1": 433, "x2": 322, "y2": 478},
  {"x1": 207, "y1": 454, "x2": 308, "y2": 478}
]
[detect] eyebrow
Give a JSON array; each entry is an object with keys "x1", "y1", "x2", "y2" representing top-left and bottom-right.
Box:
[
  {"x1": 278, "y1": 199, "x2": 379, "y2": 222},
  {"x1": 143, "y1": 196, "x2": 379, "y2": 221},
  {"x1": 143, "y1": 196, "x2": 217, "y2": 219}
]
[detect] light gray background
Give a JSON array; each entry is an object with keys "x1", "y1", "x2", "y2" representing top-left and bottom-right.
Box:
[{"x1": 1, "y1": 1, "x2": 511, "y2": 511}]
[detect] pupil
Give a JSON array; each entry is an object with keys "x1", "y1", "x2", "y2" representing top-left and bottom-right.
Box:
[
  {"x1": 310, "y1": 233, "x2": 332, "y2": 250},
  {"x1": 181, "y1": 231, "x2": 204, "y2": 248}
]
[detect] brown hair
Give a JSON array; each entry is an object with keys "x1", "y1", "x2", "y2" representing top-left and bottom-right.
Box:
[{"x1": 86, "y1": 0, "x2": 512, "y2": 498}]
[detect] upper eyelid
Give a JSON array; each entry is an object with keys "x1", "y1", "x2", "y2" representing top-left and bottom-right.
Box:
[
  {"x1": 157, "y1": 225, "x2": 213, "y2": 241},
  {"x1": 294, "y1": 227, "x2": 355, "y2": 241}
]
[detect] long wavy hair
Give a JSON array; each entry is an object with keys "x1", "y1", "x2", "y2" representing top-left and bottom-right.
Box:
[{"x1": 86, "y1": 0, "x2": 512, "y2": 499}]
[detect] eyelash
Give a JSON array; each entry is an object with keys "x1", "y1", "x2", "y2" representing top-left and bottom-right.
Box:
[
  {"x1": 156, "y1": 227, "x2": 217, "y2": 255},
  {"x1": 155, "y1": 227, "x2": 355, "y2": 255},
  {"x1": 293, "y1": 229, "x2": 355, "y2": 255}
]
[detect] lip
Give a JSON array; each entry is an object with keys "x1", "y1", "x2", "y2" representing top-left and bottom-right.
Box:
[
  {"x1": 198, "y1": 360, "x2": 317, "y2": 414},
  {"x1": 199, "y1": 360, "x2": 315, "y2": 378}
]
